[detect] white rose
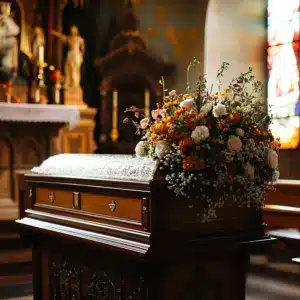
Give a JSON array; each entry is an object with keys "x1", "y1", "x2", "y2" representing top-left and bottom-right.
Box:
[
  {"x1": 244, "y1": 162, "x2": 255, "y2": 179},
  {"x1": 236, "y1": 128, "x2": 245, "y2": 137},
  {"x1": 179, "y1": 98, "x2": 195, "y2": 112},
  {"x1": 155, "y1": 140, "x2": 169, "y2": 158},
  {"x1": 227, "y1": 135, "x2": 242, "y2": 152},
  {"x1": 213, "y1": 103, "x2": 227, "y2": 118},
  {"x1": 140, "y1": 118, "x2": 150, "y2": 129},
  {"x1": 191, "y1": 126, "x2": 210, "y2": 143},
  {"x1": 169, "y1": 90, "x2": 177, "y2": 96},
  {"x1": 272, "y1": 170, "x2": 280, "y2": 182},
  {"x1": 267, "y1": 149, "x2": 278, "y2": 168},
  {"x1": 200, "y1": 102, "x2": 213, "y2": 116},
  {"x1": 135, "y1": 141, "x2": 149, "y2": 157}
]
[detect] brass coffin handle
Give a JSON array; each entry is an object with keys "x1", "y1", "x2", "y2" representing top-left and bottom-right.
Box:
[
  {"x1": 49, "y1": 192, "x2": 55, "y2": 203},
  {"x1": 73, "y1": 192, "x2": 81, "y2": 209},
  {"x1": 109, "y1": 200, "x2": 116, "y2": 212}
]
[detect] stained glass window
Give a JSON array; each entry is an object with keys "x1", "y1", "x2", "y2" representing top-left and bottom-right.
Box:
[{"x1": 267, "y1": 0, "x2": 300, "y2": 149}]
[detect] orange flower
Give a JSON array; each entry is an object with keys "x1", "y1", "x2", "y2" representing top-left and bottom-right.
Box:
[
  {"x1": 196, "y1": 145, "x2": 201, "y2": 151},
  {"x1": 253, "y1": 128, "x2": 261, "y2": 136},
  {"x1": 163, "y1": 100, "x2": 180, "y2": 109},
  {"x1": 175, "y1": 107, "x2": 186, "y2": 118},
  {"x1": 271, "y1": 140, "x2": 281, "y2": 149},
  {"x1": 179, "y1": 137, "x2": 193, "y2": 152},
  {"x1": 166, "y1": 116, "x2": 175, "y2": 123},
  {"x1": 168, "y1": 132, "x2": 189, "y2": 140},
  {"x1": 152, "y1": 122, "x2": 169, "y2": 135},
  {"x1": 229, "y1": 113, "x2": 241, "y2": 124},
  {"x1": 183, "y1": 155, "x2": 205, "y2": 171}
]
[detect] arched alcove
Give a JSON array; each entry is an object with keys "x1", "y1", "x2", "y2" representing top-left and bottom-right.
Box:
[
  {"x1": 133, "y1": 0, "x2": 209, "y2": 91},
  {"x1": 204, "y1": 0, "x2": 267, "y2": 91},
  {"x1": 17, "y1": 137, "x2": 40, "y2": 167}
]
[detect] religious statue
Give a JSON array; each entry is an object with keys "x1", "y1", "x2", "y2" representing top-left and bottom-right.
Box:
[
  {"x1": 50, "y1": 25, "x2": 84, "y2": 89},
  {"x1": 31, "y1": 26, "x2": 45, "y2": 64},
  {"x1": 0, "y1": 1, "x2": 19, "y2": 82}
]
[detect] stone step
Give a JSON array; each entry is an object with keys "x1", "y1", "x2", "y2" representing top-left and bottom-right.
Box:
[
  {"x1": 0, "y1": 221, "x2": 19, "y2": 234},
  {"x1": 0, "y1": 198, "x2": 19, "y2": 222},
  {"x1": 0, "y1": 273, "x2": 32, "y2": 287},
  {"x1": 0, "y1": 249, "x2": 32, "y2": 265},
  {"x1": 0, "y1": 249, "x2": 32, "y2": 277},
  {"x1": 0, "y1": 232, "x2": 25, "y2": 250}
]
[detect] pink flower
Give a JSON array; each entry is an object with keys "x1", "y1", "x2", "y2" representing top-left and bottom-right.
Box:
[
  {"x1": 140, "y1": 118, "x2": 150, "y2": 129},
  {"x1": 227, "y1": 135, "x2": 242, "y2": 152},
  {"x1": 152, "y1": 109, "x2": 164, "y2": 120}
]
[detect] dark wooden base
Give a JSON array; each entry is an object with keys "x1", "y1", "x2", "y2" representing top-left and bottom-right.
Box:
[{"x1": 33, "y1": 235, "x2": 251, "y2": 300}]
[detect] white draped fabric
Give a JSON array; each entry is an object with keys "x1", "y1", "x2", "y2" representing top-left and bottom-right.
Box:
[
  {"x1": 0, "y1": 103, "x2": 80, "y2": 129},
  {"x1": 31, "y1": 154, "x2": 158, "y2": 182}
]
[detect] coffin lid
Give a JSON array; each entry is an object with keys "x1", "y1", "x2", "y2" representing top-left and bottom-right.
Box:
[{"x1": 31, "y1": 154, "x2": 158, "y2": 183}]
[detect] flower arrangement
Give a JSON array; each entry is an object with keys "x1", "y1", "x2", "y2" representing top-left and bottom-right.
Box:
[
  {"x1": 124, "y1": 58, "x2": 280, "y2": 221},
  {"x1": 50, "y1": 69, "x2": 64, "y2": 84}
]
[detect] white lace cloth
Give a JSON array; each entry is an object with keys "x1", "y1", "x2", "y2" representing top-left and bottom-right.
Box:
[
  {"x1": 0, "y1": 103, "x2": 80, "y2": 129},
  {"x1": 31, "y1": 154, "x2": 158, "y2": 182}
]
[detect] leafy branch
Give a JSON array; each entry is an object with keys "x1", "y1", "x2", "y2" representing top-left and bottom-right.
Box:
[
  {"x1": 216, "y1": 62, "x2": 229, "y2": 91},
  {"x1": 159, "y1": 76, "x2": 166, "y2": 98},
  {"x1": 186, "y1": 57, "x2": 201, "y2": 93}
]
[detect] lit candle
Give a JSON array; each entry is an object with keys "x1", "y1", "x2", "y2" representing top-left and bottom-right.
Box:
[
  {"x1": 110, "y1": 89, "x2": 119, "y2": 142},
  {"x1": 55, "y1": 86, "x2": 60, "y2": 104},
  {"x1": 145, "y1": 88, "x2": 150, "y2": 118},
  {"x1": 35, "y1": 88, "x2": 40, "y2": 103},
  {"x1": 39, "y1": 45, "x2": 44, "y2": 63}
]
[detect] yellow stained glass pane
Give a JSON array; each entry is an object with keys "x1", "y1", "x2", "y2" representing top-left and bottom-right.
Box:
[{"x1": 270, "y1": 117, "x2": 300, "y2": 149}]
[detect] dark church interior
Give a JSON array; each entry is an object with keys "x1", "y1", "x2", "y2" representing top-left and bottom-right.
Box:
[{"x1": 0, "y1": 0, "x2": 300, "y2": 299}]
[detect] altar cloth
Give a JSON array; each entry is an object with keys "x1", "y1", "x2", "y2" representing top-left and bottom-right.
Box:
[
  {"x1": 31, "y1": 154, "x2": 158, "y2": 182},
  {"x1": 0, "y1": 103, "x2": 80, "y2": 129}
]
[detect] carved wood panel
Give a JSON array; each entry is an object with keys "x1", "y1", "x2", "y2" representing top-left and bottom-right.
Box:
[{"x1": 49, "y1": 257, "x2": 148, "y2": 300}]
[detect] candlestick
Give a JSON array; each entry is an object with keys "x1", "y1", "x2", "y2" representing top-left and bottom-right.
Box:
[
  {"x1": 110, "y1": 89, "x2": 119, "y2": 142},
  {"x1": 54, "y1": 84, "x2": 61, "y2": 104},
  {"x1": 35, "y1": 87, "x2": 40, "y2": 103},
  {"x1": 145, "y1": 88, "x2": 150, "y2": 118}
]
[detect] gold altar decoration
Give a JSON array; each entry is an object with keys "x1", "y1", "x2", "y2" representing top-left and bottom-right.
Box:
[{"x1": 61, "y1": 0, "x2": 88, "y2": 8}]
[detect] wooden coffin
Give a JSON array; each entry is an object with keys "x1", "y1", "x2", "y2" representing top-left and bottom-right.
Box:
[{"x1": 17, "y1": 154, "x2": 272, "y2": 300}]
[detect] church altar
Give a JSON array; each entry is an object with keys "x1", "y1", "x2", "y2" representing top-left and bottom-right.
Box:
[
  {"x1": 0, "y1": 103, "x2": 79, "y2": 128},
  {"x1": 17, "y1": 154, "x2": 274, "y2": 300},
  {"x1": 0, "y1": 103, "x2": 80, "y2": 201}
]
